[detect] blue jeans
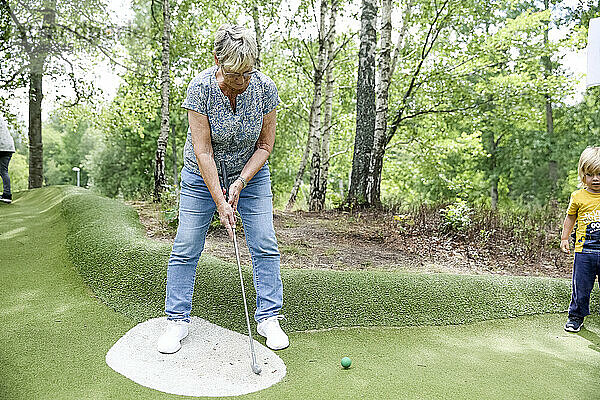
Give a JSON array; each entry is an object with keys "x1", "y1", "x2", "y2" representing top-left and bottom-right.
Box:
[
  {"x1": 164, "y1": 164, "x2": 283, "y2": 323},
  {"x1": 568, "y1": 251, "x2": 600, "y2": 319},
  {"x1": 0, "y1": 152, "x2": 12, "y2": 195}
]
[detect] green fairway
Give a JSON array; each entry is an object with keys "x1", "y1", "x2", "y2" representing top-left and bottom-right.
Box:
[
  {"x1": 1, "y1": 187, "x2": 599, "y2": 399},
  {"x1": 267, "y1": 314, "x2": 600, "y2": 400}
]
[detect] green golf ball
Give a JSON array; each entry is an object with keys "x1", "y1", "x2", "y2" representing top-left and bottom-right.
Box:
[{"x1": 341, "y1": 357, "x2": 352, "y2": 368}]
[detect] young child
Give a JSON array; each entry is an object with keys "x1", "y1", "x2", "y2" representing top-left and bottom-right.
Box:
[{"x1": 560, "y1": 146, "x2": 600, "y2": 332}]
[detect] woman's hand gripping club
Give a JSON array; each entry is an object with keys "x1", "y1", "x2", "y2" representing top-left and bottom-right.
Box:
[{"x1": 218, "y1": 161, "x2": 237, "y2": 238}]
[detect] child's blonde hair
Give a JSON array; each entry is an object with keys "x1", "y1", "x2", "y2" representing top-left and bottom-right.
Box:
[{"x1": 578, "y1": 146, "x2": 600, "y2": 188}]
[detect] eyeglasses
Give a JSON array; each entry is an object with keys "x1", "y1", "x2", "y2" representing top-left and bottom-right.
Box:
[{"x1": 221, "y1": 66, "x2": 257, "y2": 79}]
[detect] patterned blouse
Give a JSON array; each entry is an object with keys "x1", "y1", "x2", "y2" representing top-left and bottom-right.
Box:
[{"x1": 181, "y1": 65, "x2": 280, "y2": 178}]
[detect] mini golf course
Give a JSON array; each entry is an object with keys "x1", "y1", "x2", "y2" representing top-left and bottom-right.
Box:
[{"x1": 1, "y1": 186, "x2": 599, "y2": 399}]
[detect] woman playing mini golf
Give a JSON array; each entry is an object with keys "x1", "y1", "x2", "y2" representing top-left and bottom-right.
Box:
[{"x1": 157, "y1": 24, "x2": 288, "y2": 354}]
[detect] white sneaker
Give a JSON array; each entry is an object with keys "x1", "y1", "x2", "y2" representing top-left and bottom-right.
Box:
[
  {"x1": 157, "y1": 320, "x2": 189, "y2": 354},
  {"x1": 257, "y1": 315, "x2": 289, "y2": 350}
]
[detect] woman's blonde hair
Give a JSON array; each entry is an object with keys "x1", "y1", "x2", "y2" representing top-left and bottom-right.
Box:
[
  {"x1": 578, "y1": 146, "x2": 600, "y2": 188},
  {"x1": 214, "y1": 24, "x2": 258, "y2": 73}
]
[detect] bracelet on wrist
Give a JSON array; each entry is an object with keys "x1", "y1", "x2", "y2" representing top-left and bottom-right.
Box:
[{"x1": 237, "y1": 176, "x2": 247, "y2": 188}]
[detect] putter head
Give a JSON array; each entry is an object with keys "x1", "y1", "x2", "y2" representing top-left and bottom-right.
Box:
[{"x1": 251, "y1": 363, "x2": 262, "y2": 375}]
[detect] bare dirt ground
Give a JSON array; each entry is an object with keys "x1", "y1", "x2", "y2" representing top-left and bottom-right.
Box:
[{"x1": 127, "y1": 201, "x2": 573, "y2": 279}]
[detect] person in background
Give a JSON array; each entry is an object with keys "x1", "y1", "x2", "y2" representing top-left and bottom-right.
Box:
[
  {"x1": 560, "y1": 146, "x2": 600, "y2": 332},
  {"x1": 0, "y1": 116, "x2": 15, "y2": 204}
]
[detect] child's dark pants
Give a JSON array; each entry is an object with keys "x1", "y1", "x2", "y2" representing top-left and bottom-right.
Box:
[{"x1": 568, "y1": 251, "x2": 600, "y2": 319}]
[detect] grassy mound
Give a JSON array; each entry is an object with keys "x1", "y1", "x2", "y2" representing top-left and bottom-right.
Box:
[
  {"x1": 4, "y1": 187, "x2": 600, "y2": 400},
  {"x1": 59, "y1": 186, "x2": 598, "y2": 332}
]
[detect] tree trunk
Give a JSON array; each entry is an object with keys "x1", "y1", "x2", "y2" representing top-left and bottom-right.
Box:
[
  {"x1": 347, "y1": 0, "x2": 377, "y2": 207},
  {"x1": 491, "y1": 179, "x2": 499, "y2": 210},
  {"x1": 390, "y1": 0, "x2": 413, "y2": 77},
  {"x1": 314, "y1": 2, "x2": 338, "y2": 211},
  {"x1": 546, "y1": 98, "x2": 557, "y2": 191},
  {"x1": 543, "y1": 0, "x2": 556, "y2": 197},
  {"x1": 154, "y1": 0, "x2": 171, "y2": 202},
  {"x1": 286, "y1": 136, "x2": 311, "y2": 211},
  {"x1": 28, "y1": 66, "x2": 44, "y2": 188},
  {"x1": 252, "y1": 5, "x2": 263, "y2": 69},
  {"x1": 310, "y1": 0, "x2": 338, "y2": 212},
  {"x1": 487, "y1": 130, "x2": 499, "y2": 210},
  {"x1": 28, "y1": 1, "x2": 56, "y2": 188},
  {"x1": 366, "y1": 0, "x2": 393, "y2": 207},
  {"x1": 480, "y1": 119, "x2": 502, "y2": 209},
  {"x1": 316, "y1": 74, "x2": 332, "y2": 210},
  {"x1": 308, "y1": 0, "x2": 329, "y2": 211},
  {"x1": 307, "y1": 77, "x2": 323, "y2": 212},
  {"x1": 367, "y1": 0, "x2": 412, "y2": 207}
]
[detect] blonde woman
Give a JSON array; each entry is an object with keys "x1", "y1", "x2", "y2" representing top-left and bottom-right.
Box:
[{"x1": 157, "y1": 24, "x2": 288, "y2": 353}]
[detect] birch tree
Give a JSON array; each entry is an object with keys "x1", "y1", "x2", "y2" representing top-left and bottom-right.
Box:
[
  {"x1": 305, "y1": 0, "x2": 329, "y2": 212},
  {"x1": 252, "y1": 5, "x2": 263, "y2": 69},
  {"x1": 312, "y1": 0, "x2": 339, "y2": 211},
  {"x1": 346, "y1": 0, "x2": 377, "y2": 207},
  {"x1": 363, "y1": 0, "x2": 414, "y2": 207},
  {"x1": 286, "y1": 0, "x2": 345, "y2": 211},
  {"x1": 542, "y1": 0, "x2": 556, "y2": 197},
  {"x1": 365, "y1": 0, "x2": 394, "y2": 207},
  {"x1": 309, "y1": 0, "x2": 339, "y2": 211},
  {"x1": 367, "y1": 0, "x2": 455, "y2": 206},
  {"x1": 153, "y1": 0, "x2": 171, "y2": 202}
]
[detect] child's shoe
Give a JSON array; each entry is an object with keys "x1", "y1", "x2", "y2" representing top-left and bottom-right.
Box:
[
  {"x1": 1, "y1": 193, "x2": 11, "y2": 204},
  {"x1": 564, "y1": 316, "x2": 583, "y2": 332}
]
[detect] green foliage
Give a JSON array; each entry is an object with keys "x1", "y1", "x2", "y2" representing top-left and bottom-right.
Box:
[
  {"x1": 7, "y1": 152, "x2": 28, "y2": 192},
  {"x1": 83, "y1": 0, "x2": 236, "y2": 199},
  {"x1": 379, "y1": 0, "x2": 590, "y2": 208},
  {"x1": 0, "y1": 0, "x2": 116, "y2": 116},
  {"x1": 441, "y1": 200, "x2": 473, "y2": 232},
  {"x1": 42, "y1": 105, "x2": 101, "y2": 187},
  {"x1": 7, "y1": 0, "x2": 596, "y2": 212}
]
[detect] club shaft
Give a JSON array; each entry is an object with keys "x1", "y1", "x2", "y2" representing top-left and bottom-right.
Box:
[
  {"x1": 233, "y1": 231, "x2": 259, "y2": 369},
  {"x1": 222, "y1": 160, "x2": 260, "y2": 373}
]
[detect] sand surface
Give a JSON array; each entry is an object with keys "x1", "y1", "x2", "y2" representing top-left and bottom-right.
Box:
[{"x1": 106, "y1": 317, "x2": 286, "y2": 397}]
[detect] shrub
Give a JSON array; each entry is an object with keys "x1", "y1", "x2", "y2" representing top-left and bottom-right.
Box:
[{"x1": 441, "y1": 200, "x2": 472, "y2": 232}]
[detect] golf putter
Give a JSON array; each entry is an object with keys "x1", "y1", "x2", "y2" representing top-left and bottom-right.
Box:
[{"x1": 221, "y1": 161, "x2": 262, "y2": 375}]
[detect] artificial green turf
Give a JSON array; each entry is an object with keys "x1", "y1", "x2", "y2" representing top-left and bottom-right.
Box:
[
  {"x1": 2, "y1": 187, "x2": 599, "y2": 400},
  {"x1": 262, "y1": 314, "x2": 600, "y2": 400},
  {"x1": 58, "y1": 186, "x2": 598, "y2": 333},
  {"x1": 0, "y1": 188, "x2": 166, "y2": 400}
]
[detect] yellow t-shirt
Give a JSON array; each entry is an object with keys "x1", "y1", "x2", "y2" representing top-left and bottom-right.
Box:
[{"x1": 567, "y1": 189, "x2": 600, "y2": 252}]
